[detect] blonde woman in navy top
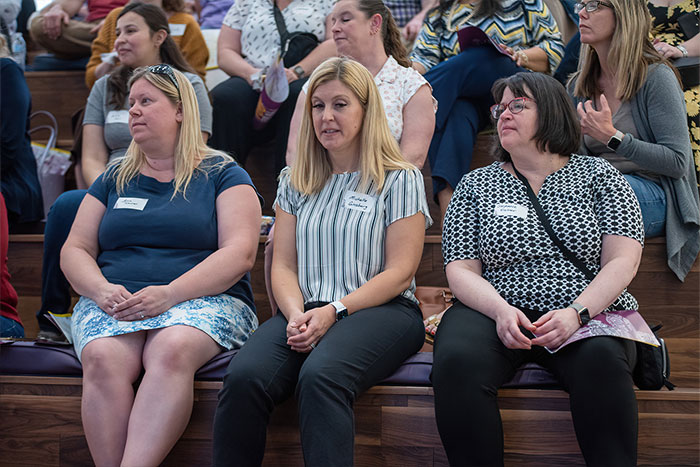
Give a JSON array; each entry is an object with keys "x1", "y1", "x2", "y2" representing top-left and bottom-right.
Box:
[{"x1": 213, "y1": 57, "x2": 432, "y2": 466}]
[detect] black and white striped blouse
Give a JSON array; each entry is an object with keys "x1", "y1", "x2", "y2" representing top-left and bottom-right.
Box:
[{"x1": 274, "y1": 166, "x2": 432, "y2": 304}]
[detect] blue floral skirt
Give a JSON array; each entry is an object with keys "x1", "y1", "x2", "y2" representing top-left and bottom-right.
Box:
[{"x1": 71, "y1": 294, "x2": 258, "y2": 360}]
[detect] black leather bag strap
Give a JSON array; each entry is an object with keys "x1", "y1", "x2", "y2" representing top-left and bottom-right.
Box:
[
  {"x1": 511, "y1": 164, "x2": 596, "y2": 281},
  {"x1": 272, "y1": 0, "x2": 289, "y2": 45}
]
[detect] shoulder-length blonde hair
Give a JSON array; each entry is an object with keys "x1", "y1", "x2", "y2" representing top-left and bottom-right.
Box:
[
  {"x1": 571, "y1": 0, "x2": 679, "y2": 101},
  {"x1": 291, "y1": 57, "x2": 413, "y2": 195},
  {"x1": 111, "y1": 65, "x2": 231, "y2": 197}
]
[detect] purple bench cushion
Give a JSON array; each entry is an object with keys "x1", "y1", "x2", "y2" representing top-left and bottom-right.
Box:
[{"x1": 1, "y1": 341, "x2": 560, "y2": 389}]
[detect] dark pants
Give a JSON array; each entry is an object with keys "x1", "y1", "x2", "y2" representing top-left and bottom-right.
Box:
[
  {"x1": 212, "y1": 296, "x2": 424, "y2": 467},
  {"x1": 209, "y1": 76, "x2": 306, "y2": 175},
  {"x1": 424, "y1": 47, "x2": 524, "y2": 199},
  {"x1": 553, "y1": 32, "x2": 581, "y2": 86},
  {"x1": 35, "y1": 189, "x2": 85, "y2": 332},
  {"x1": 432, "y1": 301, "x2": 638, "y2": 467}
]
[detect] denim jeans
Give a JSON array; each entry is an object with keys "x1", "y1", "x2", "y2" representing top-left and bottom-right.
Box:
[
  {"x1": 0, "y1": 316, "x2": 25, "y2": 338},
  {"x1": 623, "y1": 174, "x2": 666, "y2": 237}
]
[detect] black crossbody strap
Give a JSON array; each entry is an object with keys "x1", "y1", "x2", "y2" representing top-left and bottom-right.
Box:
[
  {"x1": 511, "y1": 164, "x2": 596, "y2": 281},
  {"x1": 272, "y1": 1, "x2": 289, "y2": 44}
]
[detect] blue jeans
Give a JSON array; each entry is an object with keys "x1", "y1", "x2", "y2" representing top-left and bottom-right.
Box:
[
  {"x1": 0, "y1": 315, "x2": 25, "y2": 338},
  {"x1": 424, "y1": 47, "x2": 524, "y2": 198},
  {"x1": 36, "y1": 189, "x2": 86, "y2": 331},
  {"x1": 624, "y1": 174, "x2": 666, "y2": 237}
]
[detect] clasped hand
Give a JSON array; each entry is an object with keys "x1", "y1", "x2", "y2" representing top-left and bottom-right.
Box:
[
  {"x1": 577, "y1": 94, "x2": 617, "y2": 144},
  {"x1": 286, "y1": 305, "x2": 336, "y2": 353},
  {"x1": 96, "y1": 283, "x2": 177, "y2": 321},
  {"x1": 495, "y1": 306, "x2": 580, "y2": 350}
]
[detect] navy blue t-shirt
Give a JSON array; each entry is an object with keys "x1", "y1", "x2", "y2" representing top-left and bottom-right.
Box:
[{"x1": 87, "y1": 156, "x2": 261, "y2": 312}]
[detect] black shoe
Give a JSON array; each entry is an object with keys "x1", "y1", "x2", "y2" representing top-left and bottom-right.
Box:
[{"x1": 36, "y1": 329, "x2": 70, "y2": 345}]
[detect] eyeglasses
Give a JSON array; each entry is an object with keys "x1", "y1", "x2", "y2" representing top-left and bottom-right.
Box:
[
  {"x1": 490, "y1": 97, "x2": 535, "y2": 120},
  {"x1": 147, "y1": 64, "x2": 181, "y2": 99},
  {"x1": 574, "y1": 1, "x2": 614, "y2": 14}
]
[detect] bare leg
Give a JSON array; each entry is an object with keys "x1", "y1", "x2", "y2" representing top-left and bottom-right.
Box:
[
  {"x1": 437, "y1": 186, "x2": 454, "y2": 228},
  {"x1": 80, "y1": 332, "x2": 146, "y2": 467},
  {"x1": 120, "y1": 325, "x2": 221, "y2": 466}
]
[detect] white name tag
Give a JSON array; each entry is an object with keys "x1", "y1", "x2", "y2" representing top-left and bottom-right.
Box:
[
  {"x1": 494, "y1": 203, "x2": 528, "y2": 219},
  {"x1": 105, "y1": 110, "x2": 129, "y2": 124},
  {"x1": 169, "y1": 23, "x2": 186, "y2": 36},
  {"x1": 343, "y1": 191, "x2": 376, "y2": 212},
  {"x1": 114, "y1": 197, "x2": 148, "y2": 210}
]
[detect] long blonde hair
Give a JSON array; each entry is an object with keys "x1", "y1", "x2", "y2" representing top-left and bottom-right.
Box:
[
  {"x1": 570, "y1": 0, "x2": 679, "y2": 101},
  {"x1": 112, "y1": 66, "x2": 230, "y2": 197},
  {"x1": 291, "y1": 57, "x2": 413, "y2": 195}
]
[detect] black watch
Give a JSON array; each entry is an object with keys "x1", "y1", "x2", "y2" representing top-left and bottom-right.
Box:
[
  {"x1": 293, "y1": 65, "x2": 305, "y2": 79},
  {"x1": 331, "y1": 301, "x2": 348, "y2": 321},
  {"x1": 570, "y1": 302, "x2": 591, "y2": 326},
  {"x1": 606, "y1": 130, "x2": 624, "y2": 151}
]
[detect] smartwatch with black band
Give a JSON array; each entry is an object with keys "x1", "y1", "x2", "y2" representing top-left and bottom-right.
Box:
[
  {"x1": 293, "y1": 65, "x2": 305, "y2": 79},
  {"x1": 606, "y1": 130, "x2": 624, "y2": 151},
  {"x1": 331, "y1": 301, "x2": 348, "y2": 321},
  {"x1": 570, "y1": 302, "x2": 591, "y2": 327}
]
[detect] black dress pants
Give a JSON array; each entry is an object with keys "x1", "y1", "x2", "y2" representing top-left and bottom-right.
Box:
[
  {"x1": 432, "y1": 301, "x2": 638, "y2": 467},
  {"x1": 212, "y1": 296, "x2": 424, "y2": 467},
  {"x1": 209, "y1": 76, "x2": 306, "y2": 175}
]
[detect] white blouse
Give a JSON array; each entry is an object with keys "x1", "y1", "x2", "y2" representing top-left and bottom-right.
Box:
[
  {"x1": 222, "y1": 0, "x2": 333, "y2": 69},
  {"x1": 275, "y1": 167, "x2": 432, "y2": 304}
]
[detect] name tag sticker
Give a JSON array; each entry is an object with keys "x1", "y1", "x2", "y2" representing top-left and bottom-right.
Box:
[
  {"x1": 343, "y1": 191, "x2": 376, "y2": 212},
  {"x1": 169, "y1": 23, "x2": 186, "y2": 36},
  {"x1": 494, "y1": 203, "x2": 527, "y2": 219},
  {"x1": 105, "y1": 110, "x2": 129, "y2": 124},
  {"x1": 114, "y1": 197, "x2": 148, "y2": 211}
]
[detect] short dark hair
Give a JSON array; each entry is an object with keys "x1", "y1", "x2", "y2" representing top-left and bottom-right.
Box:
[{"x1": 490, "y1": 72, "x2": 581, "y2": 163}]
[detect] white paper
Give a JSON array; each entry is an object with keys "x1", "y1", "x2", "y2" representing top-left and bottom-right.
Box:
[
  {"x1": 114, "y1": 197, "x2": 148, "y2": 210},
  {"x1": 343, "y1": 191, "x2": 376, "y2": 212}
]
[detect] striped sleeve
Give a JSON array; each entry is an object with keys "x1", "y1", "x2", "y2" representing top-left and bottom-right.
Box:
[
  {"x1": 522, "y1": 0, "x2": 564, "y2": 71},
  {"x1": 383, "y1": 168, "x2": 433, "y2": 229},
  {"x1": 273, "y1": 168, "x2": 299, "y2": 216},
  {"x1": 410, "y1": 10, "x2": 448, "y2": 73}
]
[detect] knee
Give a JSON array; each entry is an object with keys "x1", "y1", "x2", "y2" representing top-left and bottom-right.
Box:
[
  {"x1": 144, "y1": 330, "x2": 205, "y2": 375},
  {"x1": 82, "y1": 341, "x2": 139, "y2": 384},
  {"x1": 566, "y1": 337, "x2": 633, "y2": 384},
  {"x1": 219, "y1": 352, "x2": 267, "y2": 404},
  {"x1": 296, "y1": 362, "x2": 351, "y2": 404},
  {"x1": 47, "y1": 190, "x2": 86, "y2": 220}
]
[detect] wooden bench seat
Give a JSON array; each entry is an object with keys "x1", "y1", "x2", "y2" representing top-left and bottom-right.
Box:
[{"x1": 1, "y1": 375, "x2": 697, "y2": 466}]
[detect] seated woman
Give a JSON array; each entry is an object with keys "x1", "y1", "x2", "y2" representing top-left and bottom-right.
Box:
[
  {"x1": 434, "y1": 71, "x2": 643, "y2": 466},
  {"x1": 35, "y1": 2, "x2": 213, "y2": 342},
  {"x1": 268, "y1": 0, "x2": 436, "y2": 310},
  {"x1": 209, "y1": 0, "x2": 336, "y2": 173},
  {"x1": 85, "y1": 0, "x2": 209, "y2": 87},
  {"x1": 410, "y1": 0, "x2": 564, "y2": 220},
  {"x1": 61, "y1": 64, "x2": 261, "y2": 466},
  {"x1": 570, "y1": 0, "x2": 700, "y2": 281},
  {"x1": 648, "y1": 0, "x2": 700, "y2": 182},
  {"x1": 212, "y1": 57, "x2": 431, "y2": 466}
]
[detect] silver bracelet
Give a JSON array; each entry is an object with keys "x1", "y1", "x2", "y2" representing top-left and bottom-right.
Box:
[{"x1": 677, "y1": 44, "x2": 689, "y2": 58}]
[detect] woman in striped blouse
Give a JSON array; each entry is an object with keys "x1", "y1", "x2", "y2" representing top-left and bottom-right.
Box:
[
  {"x1": 213, "y1": 57, "x2": 432, "y2": 466},
  {"x1": 410, "y1": 0, "x2": 564, "y2": 221}
]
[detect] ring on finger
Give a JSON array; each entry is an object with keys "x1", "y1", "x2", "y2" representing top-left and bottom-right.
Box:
[
  {"x1": 139, "y1": 312, "x2": 145, "y2": 319},
  {"x1": 310, "y1": 342, "x2": 316, "y2": 349}
]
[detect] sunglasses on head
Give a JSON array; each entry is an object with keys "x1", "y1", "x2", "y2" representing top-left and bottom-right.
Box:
[{"x1": 147, "y1": 64, "x2": 181, "y2": 98}]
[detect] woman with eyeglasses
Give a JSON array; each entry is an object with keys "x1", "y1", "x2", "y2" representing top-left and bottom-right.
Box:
[
  {"x1": 570, "y1": 0, "x2": 699, "y2": 281},
  {"x1": 33, "y1": 2, "x2": 214, "y2": 343},
  {"x1": 61, "y1": 64, "x2": 261, "y2": 466},
  {"x1": 433, "y1": 72, "x2": 644, "y2": 466}
]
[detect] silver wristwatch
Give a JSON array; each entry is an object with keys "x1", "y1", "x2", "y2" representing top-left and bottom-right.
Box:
[{"x1": 331, "y1": 301, "x2": 348, "y2": 321}]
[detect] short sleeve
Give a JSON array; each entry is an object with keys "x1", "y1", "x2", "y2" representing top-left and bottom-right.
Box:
[
  {"x1": 401, "y1": 66, "x2": 432, "y2": 108},
  {"x1": 186, "y1": 73, "x2": 213, "y2": 135},
  {"x1": 213, "y1": 160, "x2": 264, "y2": 206},
  {"x1": 222, "y1": 0, "x2": 250, "y2": 29},
  {"x1": 590, "y1": 158, "x2": 644, "y2": 245},
  {"x1": 83, "y1": 77, "x2": 108, "y2": 126},
  {"x1": 442, "y1": 174, "x2": 480, "y2": 265},
  {"x1": 273, "y1": 167, "x2": 300, "y2": 216},
  {"x1": 383, "y1": 168, "x2": 433, "y2": 229},
  {"x1": 86, "y1": 171, "x2": 112, "y2": 206}
]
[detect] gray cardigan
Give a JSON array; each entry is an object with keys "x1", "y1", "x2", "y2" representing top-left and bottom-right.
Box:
[{"x1": 571, "y1": 64, "x2": 700, "y2": 281}]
